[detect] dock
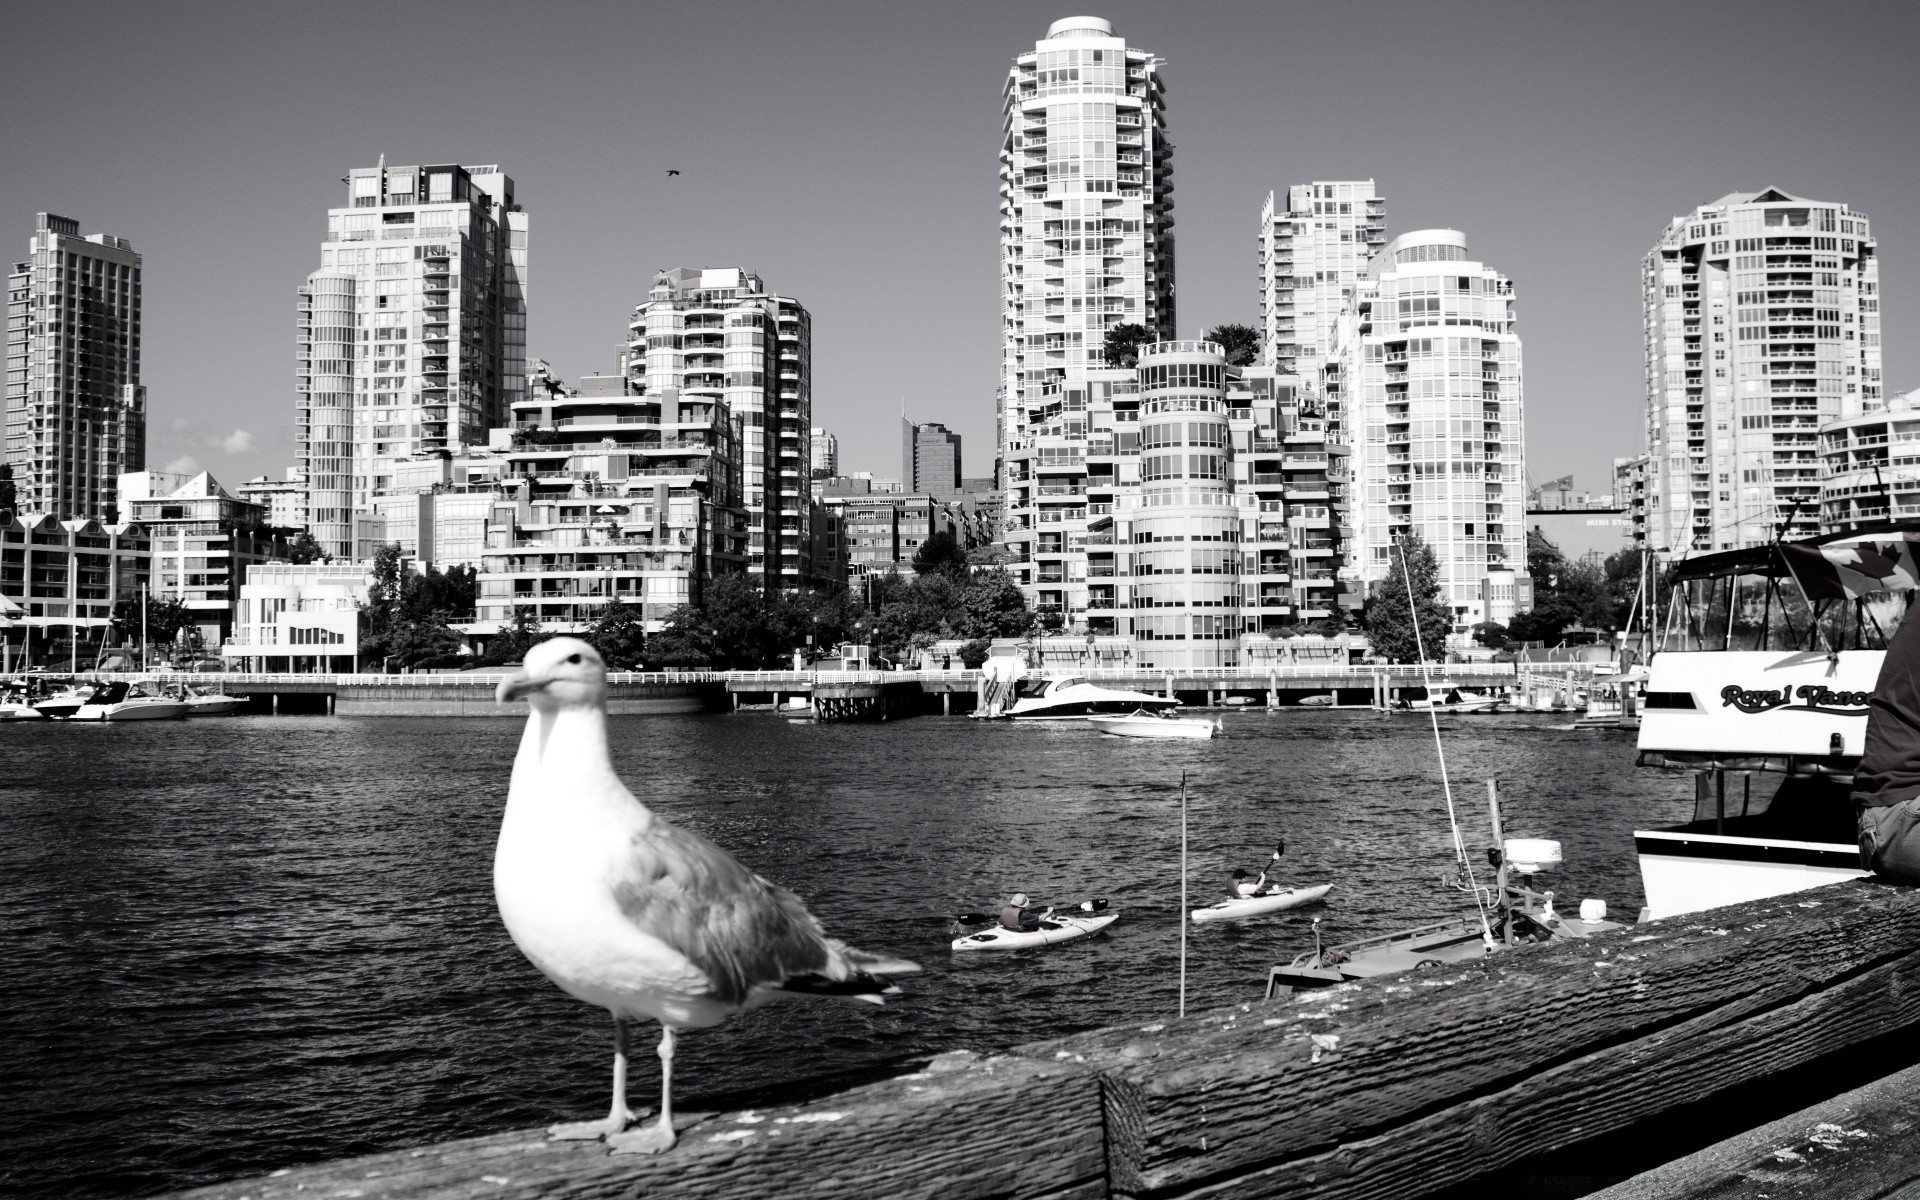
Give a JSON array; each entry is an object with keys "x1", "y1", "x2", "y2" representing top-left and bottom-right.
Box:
[
  {"x1": 0, "y1": 663, "x2": 1588, "y2": 718},
  {"x1": 165, "y1": 879, "x2": 1920, "y2": 1200}
]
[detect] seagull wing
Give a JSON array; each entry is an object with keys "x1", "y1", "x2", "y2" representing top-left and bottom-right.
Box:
[{"x1": 609, "y1": 816, "x2": 840, "y2": 1007}]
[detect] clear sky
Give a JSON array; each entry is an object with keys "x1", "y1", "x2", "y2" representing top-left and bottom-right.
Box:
[{"x1": 4, "y1": 0, "x2": 1913, "y2": 497}]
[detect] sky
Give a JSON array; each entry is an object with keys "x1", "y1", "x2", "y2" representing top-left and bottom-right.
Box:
[{"x1": 3, "y1": 0, "x2": 1915, "y2": 497}]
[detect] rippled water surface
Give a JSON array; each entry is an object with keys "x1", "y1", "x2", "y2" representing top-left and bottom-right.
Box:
[{"x1": 0, "y1": 709, "x2": 1689, "y2": 1196}]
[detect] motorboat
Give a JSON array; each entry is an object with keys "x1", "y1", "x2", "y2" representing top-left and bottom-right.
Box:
[
  {"x1": 1191, "y1": 882, "x2": 1333, "y2": 924},
  {"x1": 168, "y1": 683, "x2": 244, "y2": 716},
  {"x1": 1407, "y1": 686, "x2": 1507, "y2": 714},
  {"x1": 1088, "y1": 710, "x2": 1219, "y2": 740},
  {"x1": 1627, "y1": 527, "x2": 1920, "y2": 919},
  {"x1": 32, "y1": 682, "x2": 98, "y2": 720},
  {"x1": 1, "y1": 681, "x2": 47, "y2": 721},
  {"x1": 950, "y1": 900, "x2": 1117, "y2": 951},
  {"x1": 1002, "y1": 676, "x2": 1179, "y2": 721},
  {"x1": 71, "y1": 681, "x2": 191, "y2": 721}
]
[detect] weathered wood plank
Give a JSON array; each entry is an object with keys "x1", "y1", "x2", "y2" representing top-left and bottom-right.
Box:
[
  {"x1": 1016, "y1": 881, "x2": 1920, "y2": 1198},
  {"x1": 170, "y1": 1052, "x2": 1104, "y2": 1200},
  {"x1": 1586, "y1": 1058, "x2": 1920, "y2": 1199}
]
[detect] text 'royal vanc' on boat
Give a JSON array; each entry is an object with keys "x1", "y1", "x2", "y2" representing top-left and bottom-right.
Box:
[{"x1": 1630, "y1": 525, "x2": 1920, "y2": 919}]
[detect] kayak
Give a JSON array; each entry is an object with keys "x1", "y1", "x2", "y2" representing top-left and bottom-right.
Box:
[
  {"x1": 951, "y1": 905, "x2": 1118, "y2": 951},
  {"x1": 1190, "y1": 883, "x2": 1334, "y2": 924}
]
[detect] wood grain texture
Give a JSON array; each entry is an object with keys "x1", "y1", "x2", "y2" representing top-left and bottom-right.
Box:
[
  {"x1": 1017, "y1": 880, "x2": 1920, "y2": 1198},
  {"x1": 167, "y1": 1053, "x2": 1104, "y2": 1200},
  {"x1": 1586, "y1": 1059, "x2": 1920, "y2": 1199}
]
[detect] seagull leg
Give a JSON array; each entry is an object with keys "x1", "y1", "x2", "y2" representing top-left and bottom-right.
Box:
[
  {"x1": 548, "y1": 1016, "x2": 636, "y2": 1140},
  {"x1": 607, "y1": 1026, "x2": 677, "y2": 1155}
]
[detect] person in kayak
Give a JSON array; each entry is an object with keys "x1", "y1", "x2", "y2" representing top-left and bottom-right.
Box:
[
  {"x1": 1230, "y1": 841, "x2": 1288, "y2": 898},
  {"x1": 1000, "y1": 893, "x2": 1046, "y2": 932}
]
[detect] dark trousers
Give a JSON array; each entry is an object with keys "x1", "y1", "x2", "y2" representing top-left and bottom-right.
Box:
[{"x1": 1859, "y1": 799, "x2": 1920, "y2": 883}]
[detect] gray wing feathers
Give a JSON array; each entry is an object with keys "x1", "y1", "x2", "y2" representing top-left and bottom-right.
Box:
[{"x1": 610, "y1": 818, "x2": 838, "y2": 1006}]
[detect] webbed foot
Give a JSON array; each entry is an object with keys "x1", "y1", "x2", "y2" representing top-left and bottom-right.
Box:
[
  {"x1": 547, "y1": 1110, "x2": 641, "y2": 1141},
  {"x1": 607, "y1": 1119, "x2": 676, "y2": 1155}
]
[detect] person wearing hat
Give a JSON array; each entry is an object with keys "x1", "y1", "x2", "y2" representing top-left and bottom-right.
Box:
[
  {"x1": 999, "y1": 893, "x2": 1047, "y2": 932},
  {"x1": 1230, "y1": 841, "x2": 1288, "y2": 899}
]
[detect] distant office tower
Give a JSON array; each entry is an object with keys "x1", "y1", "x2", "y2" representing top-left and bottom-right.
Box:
[
  {"x1": 5, "y1": 213, "x2": 146, "y2": 520},
  {"x1": 998, "y1": 15, "x2": 1173, "y2": 485},
  {"x1": 296, "y1": 162, "x2": 528, "y2": 559},
  {"x1": 625, "y1": 267, "x2": 812, "y2": 587},
  {"x1": 1258, "y1": 182, "x2": 1385, "y2": 373},
  {"x1": 1643, "y1": 189, "x2": 1880, "y2": 553},
  {"x1": 809, "y1": 426, "x2": 837, "y2": 479},
  {"x1": 1338, "y1": 229, "x2": 1527, "y2": 633},
  {"x1": 902, "y1": 418, "x2": 962, "y2": 501}
]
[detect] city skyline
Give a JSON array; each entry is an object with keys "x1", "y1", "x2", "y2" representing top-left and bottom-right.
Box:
[{"x1": 1, "y1": 0, "x2": 1914, "y2": 499}]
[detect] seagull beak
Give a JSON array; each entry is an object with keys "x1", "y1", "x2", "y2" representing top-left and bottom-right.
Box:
[{"x1": 496, "y1": 669, "x2": 547, "y2": 704}]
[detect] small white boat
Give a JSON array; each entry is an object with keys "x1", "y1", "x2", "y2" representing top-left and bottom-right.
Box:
[
  {"x1": 1190, "y1": 882, "x2": 1334, "y2": 924},
  {"x1": 1, "y1": 682, "x2": 47, "y2": 721},
  {"x1": 33, "y1": 683, "x2": 96, "y2": 720},
  {"x1": 72, "y1": 681, "x2": 190, "y2": 722},
  {"x1": 171, "y1": 683, "x2": 244, "y2": 716},
  {"x1": 1408, "y1": 686, "x2": 1506, "y2": 714},
  {"x1": 951, "y1": 901, "x2": 1118, "y2": 951},
  {"x1": 1004, "y1": 676, "x2": 1179, "y2": 720},
  {"x1": 1088, "y1": 710, "x2": 1220, "y2": 740}
]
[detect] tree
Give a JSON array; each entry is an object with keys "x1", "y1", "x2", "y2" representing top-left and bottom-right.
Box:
[
  {"x1": 111, "y1": 592, "x2": 193, "y2": 650},
  {"x1": 1366, "y1": 532, "x2": 1452, "y2": 663},
  {"x1": 482, "y1": 607, "x2": 549, "y2": 666},
  {"x1": 1103, "y1": 322, "x2": 1152, "y2": 369},
  {"x1": 1472, "y1": 621, "x2": 1512, "y2": 651},
  {"x1": 583, "y1": 601, "x2": 647, "y2": 669},
  {"x1": 955, "y1": 567, "x2": 1036, "y2": 641},
  {"x1": 958, "y1": 638, "x2": 992, "y2": 668},
  {"x1": 360, "y1": 544, "x2": 476, "y2": 669},
  {"x1": 286, "y1": 530, "x2": 329, "y2": 564},
  {"x1": 911, "y1": 530, "x2": 969, "y2": 581},
  {"x1": 1204, "y1": 322, "x2": 1260, "y2": 368}
]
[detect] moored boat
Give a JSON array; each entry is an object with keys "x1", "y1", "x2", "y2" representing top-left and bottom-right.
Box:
[
  {"x1": 71, "y1": 681, "x2": 190, "y2": 721},
  {"x1": 1088, "y1": 710, "x2": 1219, "y2": 739},
  {"x1": 170, "y1": 683, "x2": 244, "y2": 716},
  {"x1": 1, "y1": 681, "x2": 48, "y2": 721},
  {"x1": 1003, "y1": 676, "x2": 1179, "y2": 721},
  {"x1": 33, "y1": 682, "x2": 98, "y2": 720}
]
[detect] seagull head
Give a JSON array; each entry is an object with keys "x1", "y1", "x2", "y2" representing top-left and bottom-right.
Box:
[{"x1": 496, "y1": 637, "x2": 607, "y2": 710}]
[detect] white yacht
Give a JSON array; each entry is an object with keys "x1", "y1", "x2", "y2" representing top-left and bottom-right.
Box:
[
  {"x1": 1, "y1": 681, "x2": 47, "y2": 721},
  {"x1": 1631, "y1": 527, "x2": 1913, "y2": 919},
  {"x1": 166, "y1": 682, "x2": 245, "y2": 716},
  {"x1": 1003, "y1": 676, "x2": 1180, "y2": 721},
  {"x1": 71, "y1": 681, "x2": 191, "y2": 722}
]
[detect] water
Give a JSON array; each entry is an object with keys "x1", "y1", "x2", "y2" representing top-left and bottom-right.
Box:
[{"x1": 0, "y1": 710, "x2": 1687, "y2": 1197}]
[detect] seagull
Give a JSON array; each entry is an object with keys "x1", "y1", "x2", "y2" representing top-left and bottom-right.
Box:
[
  {"x1": 494, "y1": 638, "x2": 919, "y2": 1154},
  {"x1": 666, "y1": 169, "x2": 680, "y2": 176}
]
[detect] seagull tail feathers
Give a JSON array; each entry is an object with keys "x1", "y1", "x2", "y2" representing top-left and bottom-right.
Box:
[
  {"x1": 836, "y1": 943, "x2": 922, "y2": 977},
  {"x1": 773, "y1": 943, "x2": 921, "y2": 1005}
]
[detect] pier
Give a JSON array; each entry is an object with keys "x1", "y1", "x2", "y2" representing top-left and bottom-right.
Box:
[
  {"x1": 1, "y1": 663, "x2": 1587, "y2": 718},
  {"x1": 166, "y1": 880, "x2": 1920, "y2": 1200}
]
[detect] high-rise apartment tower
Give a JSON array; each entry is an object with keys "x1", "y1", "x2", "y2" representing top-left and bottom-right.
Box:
[
  {"x1": 1642, "y1": 189, "x2": 1880, "y2": 553},
  {"x1": 625, "y1": 267, "x2": 812, "y2": 587},
  {"x1": 296, "y1": 162, "x2": 528, "y2": 559},
  {"x1": 5, "y1": 213, "x2": 146, "y2": 520},
  {"x1": 1258, "y1": 182, "x2": 1385, "y2": 374},
  {"x1": 998, "y1": 15, "x2": 1173, "y2": 481},
  {"x1": 1338, "y1": 229, "x2": 1527, "y2": 632}
]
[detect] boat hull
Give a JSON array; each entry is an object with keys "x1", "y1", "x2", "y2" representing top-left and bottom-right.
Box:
[
  {"x1": 0, "y1": 704, "x2": 46, "y2": 721},
  {"x1": 951, "y1": 911, "x2": 1118, "y2": 951},
  {"x1": 1635, "y1": 829, "x2": 1866, "y2": 920},
  {"x1": 184, "y1": 697, "x2": 244, "y2": 716},
  {"x1": 1191, "y1": 883, "x2": 1333, "y2": 923},
  {"x1": 1088, "y1": 715, "x2": 1216, "y2": 739},
  {"x1": 72, "y1": 701, "x2": 191, "y2": 721}
]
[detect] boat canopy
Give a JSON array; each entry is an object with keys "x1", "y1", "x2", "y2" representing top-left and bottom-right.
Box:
[{"x1": 1670, "y1": 524, "x2": 1920, "y2": 601}]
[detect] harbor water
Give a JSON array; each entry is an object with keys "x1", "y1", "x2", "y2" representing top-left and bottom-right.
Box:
[{"x1": 1, "y1": 710, "x2": 1686, "y2": 1196}]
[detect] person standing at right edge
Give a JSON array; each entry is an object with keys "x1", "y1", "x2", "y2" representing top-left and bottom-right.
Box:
[{"x1": 1854, "y1": 597, "x2": 1920, "y2": 881}]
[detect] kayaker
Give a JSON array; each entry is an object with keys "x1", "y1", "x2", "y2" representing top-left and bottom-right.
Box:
[
  {"x1": 1229, "y1": 869, "x2": 1263, "y2": 899},
  {"x1": 1000, "y1": 893, "x2": 1044, "y2": 932}
]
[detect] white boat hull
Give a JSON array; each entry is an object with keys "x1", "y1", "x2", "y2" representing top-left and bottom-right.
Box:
[
  {"x1": 1190, "y1": 883, "x2": 1333, "y2": 923},
  {"x1": 1088, "y1": 715, "x2": 1217, "y2": 740},
  {"x1": 184, "y1": 696, "x2": 244, "y2": 716},
  {"x1": 73, "y1": 700, "x2": 191, "y2": 721},
  {"x1": 1635, "y1": 829, "x2": 1866, "y2": 920},
  {"x1": 0, "y1": 703, "x2": 46, "y2": 721},
  {"x1": 951, "y1": 911, "x2": 1118, "y2": 951}
]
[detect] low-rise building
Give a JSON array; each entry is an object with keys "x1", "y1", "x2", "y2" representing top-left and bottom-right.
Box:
[
  {"x1": 118, "y1": 470, "x2": 289, "y2": 649},
  {"x1": 0, "y1": 513, "x2": 149, "y2": 667},
  {"x1": 237, "y1": 468, "x2": 310, "y2": 532},
  {"x1": 476, "y1": 370, "x2": 746, "y2": 634},
  {"x1": 221, "y1": 561, "x2": 370, "y2": 672},
  {"x1": 819, "y1": 491, "x2": 958, "y2": 581},
  {"x1": 369, "y1": 446, "x2": 517, "y2": 566}
]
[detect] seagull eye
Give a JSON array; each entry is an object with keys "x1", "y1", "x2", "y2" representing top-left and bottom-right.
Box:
[{"x1": 567, "y1": 653, "x2": 582, "y2": 664}]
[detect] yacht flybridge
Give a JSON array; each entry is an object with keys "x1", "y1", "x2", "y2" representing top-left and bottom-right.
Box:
[{"x1": 1632, "y1": 524, "x2": 1920, "y2": 918}]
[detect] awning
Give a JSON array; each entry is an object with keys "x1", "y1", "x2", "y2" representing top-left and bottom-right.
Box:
[{"x1": 1670, "y1": 524, "x2": 1920, "y2": 600}]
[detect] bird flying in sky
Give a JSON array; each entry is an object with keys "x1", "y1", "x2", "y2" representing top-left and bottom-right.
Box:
[
  {"x1": 666, "y1": 169, "x2": 680, "y2": 176},
  {"x1": 493, "y1": 638, "x2": 918, "y2": 1154}
]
